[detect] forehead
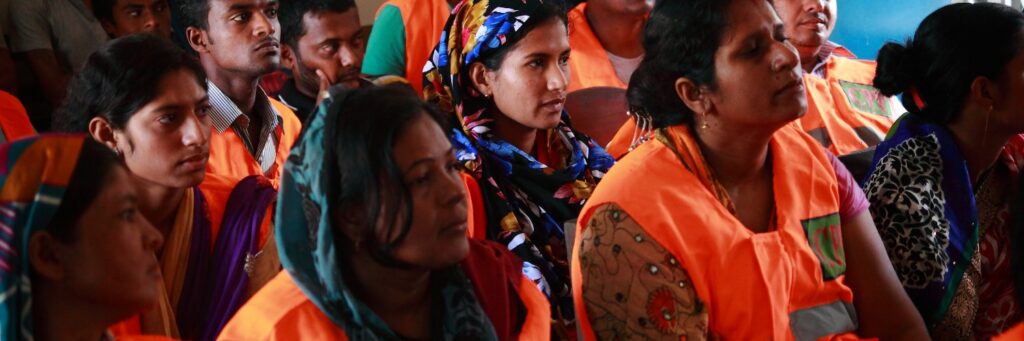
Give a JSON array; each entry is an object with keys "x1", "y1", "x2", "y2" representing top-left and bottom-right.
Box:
[
  {"x1": 209, "y1": 0, "x2": 276, "y2": 12},
  {"x1": 722, "y1": 0, "x2": 778, "y2": 41},
  {"x1": 117, "y1": 0, "x2": 161, "y2": 6},
  {"x1": 301, "y1": 8, "x2": 361, "y2": 36},
  {"x1": 505, "y1": 18, "x2": 569, "y2": 56},
  {"x1": 393, "y1": 114, "x2": 449, "y2": 166}
]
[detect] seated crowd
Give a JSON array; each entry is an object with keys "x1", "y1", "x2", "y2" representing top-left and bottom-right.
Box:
[{"x1": 0, "y1": 0, "x2": 1023, "y2": 340}]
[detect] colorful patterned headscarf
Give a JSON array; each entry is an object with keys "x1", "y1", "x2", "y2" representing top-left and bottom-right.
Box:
[
  {"x1": 0, "y1": 135, "x2": 88, "y2": 341},
  {"x1": 423, "y1": 0, "x2": 614, "y2": 326}
]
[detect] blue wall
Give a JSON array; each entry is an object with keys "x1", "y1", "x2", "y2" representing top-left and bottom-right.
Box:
[{"x1": 830, "y1": 0, "x2": 949, "y2": 59}]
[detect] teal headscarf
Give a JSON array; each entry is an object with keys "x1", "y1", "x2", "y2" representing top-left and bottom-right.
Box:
[{"x1": 275, "y1": 88, "x2": 499, "y2": 340}]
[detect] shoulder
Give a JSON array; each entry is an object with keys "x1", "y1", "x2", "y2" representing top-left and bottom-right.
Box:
[{"x1": 218, "y1": 271, "x2": 341, "y2": 340}]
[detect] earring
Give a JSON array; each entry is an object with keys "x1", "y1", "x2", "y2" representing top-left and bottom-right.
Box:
[{"x1": 700, "y1": 112, "x2": 709, "y2": 129}]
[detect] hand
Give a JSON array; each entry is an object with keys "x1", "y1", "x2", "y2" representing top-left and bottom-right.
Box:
[{"x1": 315, "y1": 69, "x2": 333, "y2": 108}]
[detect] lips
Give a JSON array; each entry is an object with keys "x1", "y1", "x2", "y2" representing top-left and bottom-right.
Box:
[
  {"x1": 540, "y1": 97, "x2": 566, "y2": 113},
  {"x1": 178, "y1": 152, "x2": 209, "y2": 170},
  {"x1": 775, "y1": 76, "x2": 805, "y2": 97},
  {"x1": 254, "y1": 40, "x2": 280, "y2": 52},
  {"x1": 799, "y1": 14, "x2": 829, "y2": 30}
]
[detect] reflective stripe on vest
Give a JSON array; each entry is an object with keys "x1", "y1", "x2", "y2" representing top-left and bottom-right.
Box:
[{"x1": 791, "y1": 300, "x2": 858, "y2": 341}]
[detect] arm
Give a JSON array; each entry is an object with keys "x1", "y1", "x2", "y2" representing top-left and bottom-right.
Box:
[
  {"x1": 360, "y1": 5, "x2": 407, "y2": 78},
  {"x1": 9, "y1": 0, "x2": 69, "y2": 106},
  {"x1": 0, "y1": 47, "x2": 16, "y2": 94},
  {"x1": 22, "y1": 50, "x2": 69, "y2": 106},
  {"x1": 578, "y1": 203, "x2": 710, "y2": 340},
  {"x1": 842, "y1": 211, "x2": 930, "y2": 340}
]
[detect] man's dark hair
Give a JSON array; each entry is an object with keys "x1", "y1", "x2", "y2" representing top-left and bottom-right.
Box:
[
  {"x1": 280, "y1": 0, "x2": 357, "y2": 48},
  {"x1": 176, "y1": 0, "x2": 212, "y2": 30},
  {"x1": 93, "y1": 0, "x2": 117, "y2": 22}
]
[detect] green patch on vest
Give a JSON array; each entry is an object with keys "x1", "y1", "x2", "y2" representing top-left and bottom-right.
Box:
[
  {"x1": 802, "y1": 213, "x2": 846, "y2": 280},
  {"x1": 839, "y1": 80, "x2": 891, "y2": 117}
]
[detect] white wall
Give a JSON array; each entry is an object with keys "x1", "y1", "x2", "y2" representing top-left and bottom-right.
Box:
[{"x1": 357, "y1": 0, "x2": 389, "y2": 25}]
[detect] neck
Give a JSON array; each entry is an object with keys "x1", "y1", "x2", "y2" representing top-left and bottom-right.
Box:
[
  {"x1": 492, "y1": 113, "x2": 539, "y2": 155},
  {"x1": 346, "y1": 252, "x2": 433, "y2": 337},
  {"x1": 584, "y1": 5, "x2": 645, "y2": 58},
  {"x1": 695, "y1": 123, "x2": 774, "y2": 187},
  {"x1": 33, "y1": 283, "x2": 115, "y2": 341},
  {"x1": 204, "y1": 61, "x2": 260, "y2": 115},
  {"x1": 947, "y1": 109, "x2": 1010, "y2": 185},
  {"x1": 136, "y1": 178, "x2": 187, "y2": 238},
  {"x1": 796, "y1": 45, "x2": 823, "y2": 74}
]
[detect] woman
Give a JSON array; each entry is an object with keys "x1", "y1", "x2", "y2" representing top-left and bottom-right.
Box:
[
  {"x1": 570, "y1": 0, "x2": 928, "y2": 339},
  {"x1": 422, "y1": 0, "x2": 614, "y2": 332},
  {"x1": 865, "y1": 3, "x2": 1024, "y2": 339},
  {"x1": 0, "y1": 135, "x2": 165, "y2": 340},
  {"x1": 217, "y1": 84, "x2": 550, "y2": 340},
  {"x1": 53, "y1": 34, "x2": 280, "y2": 341}
]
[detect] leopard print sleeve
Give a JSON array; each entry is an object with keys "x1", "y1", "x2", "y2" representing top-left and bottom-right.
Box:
[{"x1": 577, "y1": 203, "x2": 711, "y2": 340}]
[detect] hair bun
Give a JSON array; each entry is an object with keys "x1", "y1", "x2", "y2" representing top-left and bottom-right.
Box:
[{"x1": 873, "y1": 40, "x2": 918, "y2": 97}]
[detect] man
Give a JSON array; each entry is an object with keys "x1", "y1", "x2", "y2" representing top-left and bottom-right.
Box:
[
  {"x1": 9, "y1": 0, "x2": 109, "y2": 111},
  {"x1": 361, "y1": 0, "x2": 454, "y2": 92},
  {"x1": 279, "y1": 0, "x2": 366, "y2": 121},
  {"x1": 772, "y1": 0, "x2": 903, "y2": 178},
  {"x1": 93, "y1": 0, "x2": 173, "y2": 39},
  {"x1": 178, "y1": 0, "x2": 302, "y2": 186},
  {"x1": 566, "y1": 0, "x2": 652, "y2": 92}
]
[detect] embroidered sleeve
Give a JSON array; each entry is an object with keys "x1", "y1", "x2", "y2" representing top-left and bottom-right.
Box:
[{"x1": 577, "y1": 203, "x2": 710, "y2": 340}]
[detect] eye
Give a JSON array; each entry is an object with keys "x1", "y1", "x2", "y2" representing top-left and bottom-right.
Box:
[
  {"x1": 559, "y1": 54, "x2": 570, "y2": 66},
  {"x1": 321, "y1": 44, "x2": 339, "y2": 54},
  {"x1": 154, "y1": 3, "x2": 166, "y2": 12},
  {"x1": 527, "y1": 59, "x2": 543, "y2": 69},
  {"x1": 158, "y1": 113, "x2": 177, "y2": 124},
  {"x1": 128, "y1": 9, "x2": 143, "y2": 17},
  {"x1": 121, "y1": 208, "x2": 138, "y2": 221},
  {"x1": 446, "y1": 160, "x2": 460, "y2": 174},
  {"x1": 197, "y1": 105, "x2": 212, "y2": 117},
  {"x1": 265, "y1": 8, "x2": 279, "y2": 18},
  {"x1": 232, "y1": 12, "x2": 251, "y2": 23}
]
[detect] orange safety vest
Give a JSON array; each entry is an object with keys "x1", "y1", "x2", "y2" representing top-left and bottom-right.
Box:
[
  {"x1": 460, "y1": 172, "x2": 487, "y2": 239},
  {"x1": 217, "y1": 240, "x2": 551, "y2": 340},
  {"x1": 798, "y1": 54, "x2": 895, "y2": 156},
  {"x1": 567, "y1": 3, "x2": 627, "y2": 93},
  {"x1": 376, "y1": 0, "x2": 449, "y2": 93},
  {"x1": 573, "y1": 124, "x2": 862, "y2": 340},
  {"x1": 206, "y1": 98, "x2": 302, "y2": 189},
  {"x1": 0, "y1": 91, "x2": 36, "y2": 141}
]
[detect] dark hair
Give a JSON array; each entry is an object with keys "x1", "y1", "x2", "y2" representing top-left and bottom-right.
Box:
[
  {"x1": 324, "y1": 84, "x2": 450, "y2": 266},
  {"x1": 874, "y1": 3, "x2": 1024, "y2": 124},
  {"x1": 54, "y1": 34, "x2": 207, "y2": 132},
  {"x1": 280, "y1": 0, "x2": 357, "y2": 49},
  {"x1": 626, "y1": 0, "x2": 734, "y2": 128},
  {"x1": 477, "y1": 1, "x2": 567, "y2": 70},
  {"x1": 46, "y1": 139, "x2": 124, "y2": 241},
  {"x1": 93, "y1": 0, "x2": 117, "y2": 23},
  {"x1": 175, "y1": 0, "x2": 211, "y2": 30}
]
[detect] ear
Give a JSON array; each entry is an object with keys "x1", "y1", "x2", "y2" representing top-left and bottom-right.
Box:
[
  {"x1": 88, "y1": 117, "x2": 121, "y2": 152},
  {"x1": 28, "y1": 231, "x2": 68, "y2": 281},
  {"x1": 675, "y1": 77, "x2": 712, "y2": 116},
  {"x1": 100, "y1": 20, "x2": 117, "y2": 37},
  {"x1": 186, "y1": 26, "x2": 210, "y2": 54},
  {"x1": 968, "y1": 76, "x2": 999, "y2": 113},
  {"x1": 281, "y1": 45, "x2": 297, "y2": 71},
  {"x1": 468, "y1": 62, "x2": 495, "y2": 97}
]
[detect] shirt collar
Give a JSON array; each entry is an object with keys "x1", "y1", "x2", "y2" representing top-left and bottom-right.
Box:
[
  {"x1": 206, "y1": 81, "x2": 280, "y2": 133},
  {"x1": 810, "y1": 41, "x2": 844, "y2": 78}
]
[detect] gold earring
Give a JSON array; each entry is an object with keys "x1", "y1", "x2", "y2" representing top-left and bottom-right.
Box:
[{"x1": 700, "y1": 112, "x2": 709, "y2": 129}]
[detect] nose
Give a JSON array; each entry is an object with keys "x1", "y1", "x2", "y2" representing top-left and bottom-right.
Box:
[
  {"x1": 805, "y1": 0, "x2": 826, "y2": 12},
  {"x1": 772, "y1": 41, "x2": 800, "y2": 73},
  {"x1": 140, "y1": 214, "x2": 164, "y2": 252},
  {"x1": 143, "y1": 11, "x2": 157, "y2": 30},
  {"x1": 252, "y1": 12, "x2": 274, "y2": 38},
  {"x1": 339, "y1": 45, "x2": 360, "y2": 69},
  {"x1": 547, "y1": 62, "x2": 569, "y2": 93},
  {"x1": 442, "y1": 166, "x2": 467, "y2": 209},
  {"x1": 182, "y1": 111, "x2": 210, "y2": 148}
]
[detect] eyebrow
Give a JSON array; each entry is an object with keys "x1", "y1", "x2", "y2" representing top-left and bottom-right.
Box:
[{"x1": 403, "y1": 148, "x2": 454, "y2": 174}]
